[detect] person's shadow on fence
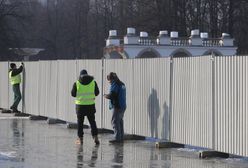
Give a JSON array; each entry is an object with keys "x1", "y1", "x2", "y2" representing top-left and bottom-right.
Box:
[
  {"x1": 148, "y1": 89, "x2": 160, "y2": 138},
  {"x1": 162, "y1": 102, "x2": 169, "y2": 140}
]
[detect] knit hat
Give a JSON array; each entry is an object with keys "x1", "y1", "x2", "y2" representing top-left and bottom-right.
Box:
[
  {"x1": 80, "y1": 69, "x2": 88, "y2": 75},
  {"x1": 10, "y1": 63, "x2": 16, "y2": 69}
]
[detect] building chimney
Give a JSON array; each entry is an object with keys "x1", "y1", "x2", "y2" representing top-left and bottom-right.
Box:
[
  {"x1": 221, "y1": 33, "x2": 234, "y2": 46},
  {"x1": 190, "y1": 29, "x2": 201, "y2": 45},
  {"x1": 106, "y1": 30, "x2": 120, "y2": 46},
  {"x1": 124, "y1": 27, "x2": 139, "y2": 45},
  {"x1": 170, "y1": 31, "x2": 178, "y2": 38},
  {"x1": 127, "y1": 27, "x2": 135, "y2": 35},
  {"x1": 191, "y1": 29, "x2": 200, "y2": 37},
  {"x1": 157, "y1": 30, "x2": 170, "y2": 45},
  {"x1": 200, "y1": 32, "x2": 208, "y2": 39},
  {"x1": 140, "y1": 32, "x2": 148, "y2": 37}
]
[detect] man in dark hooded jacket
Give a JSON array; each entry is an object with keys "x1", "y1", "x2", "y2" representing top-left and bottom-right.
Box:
[{"x1": 71, "y1": 69, "x2": 100, "y2": 145}]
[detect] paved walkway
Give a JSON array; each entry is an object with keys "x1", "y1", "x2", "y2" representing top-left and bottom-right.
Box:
[{"x1": 0, "y1": 113, "x2": 248, "y2": 168}]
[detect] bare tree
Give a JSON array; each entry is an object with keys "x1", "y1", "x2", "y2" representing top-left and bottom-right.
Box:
[
  {"x1": 1, "y1": 0, "x2": 248, "y2": 60},
  {"x1": 0, "y1": 0, "x2": 27, "y2": 60}
]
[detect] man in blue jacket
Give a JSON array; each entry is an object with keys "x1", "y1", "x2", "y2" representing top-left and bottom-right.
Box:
[{"x1": 104, "y1": 72, "x2": 126, "y2": 143}]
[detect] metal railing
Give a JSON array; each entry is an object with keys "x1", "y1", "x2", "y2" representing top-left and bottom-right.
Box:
[
  {"x1": 171, "y1": 38, "x2": 190, "y2": 46},
  {"x1": 138, "y1": 37, "x2": 157, "y2": 45},
  {"x1": 202, "y1": 38, "x2": 222, "y2": 47},
  {"x1": 113, "y1": 36, "x2": 224, "y2": 47}
]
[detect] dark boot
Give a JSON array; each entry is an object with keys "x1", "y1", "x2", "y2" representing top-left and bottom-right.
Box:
[
  {"x1": 12, "y1": 107, "x2": 20, "y2": 113},
  {"x1": 93, "y1": 136, "x2": 100, "y2": 145}
]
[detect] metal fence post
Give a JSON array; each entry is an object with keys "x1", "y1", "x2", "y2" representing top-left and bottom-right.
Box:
[
  {"x1": 169, "y1": 56, "x2": 174, "y2": 142},
  {"x1": 7, "y1": 61, "x2": 10, "y2": 109},
  {"x1": 101, "y1": 57, "x2": 104, "y2": 129},
  {"x1": 22, "y1": 63, "x2": 26, "y2": 113},
  {"x1": 211, "y1": 53, "x2": 216, "y2": 150}
]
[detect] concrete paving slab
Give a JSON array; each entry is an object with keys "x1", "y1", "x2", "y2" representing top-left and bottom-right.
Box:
[
  {"x1": 14, "y1": 113, "x2": 30, "y2": 117},
  {"x1": 47, "y1": 118, "x2": 66, "y2": 124},
  {"x1": 97, "y1": 128, "x2": 114, "y2": 134},
  {"x1": 199, "y1": 150, "x2": 229, "y2": 159},
  {"x1": 66, "y1": 122, "x2": 89, "y2": 129},
  {"x1": 29, "y1": 115, "x2": 48, "y2": 120},
  {"x1": 155, "y1": 141, "x2": 185, "y2": 148}
]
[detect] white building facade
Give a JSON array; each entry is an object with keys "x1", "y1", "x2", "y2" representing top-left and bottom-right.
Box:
[{"x1": 104, "y1": 28, "x2": 237, "y2": 59}]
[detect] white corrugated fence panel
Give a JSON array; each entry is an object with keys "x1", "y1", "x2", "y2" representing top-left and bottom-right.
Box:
[
  {"x1": 38, "y1": 61, "x2": 51, "y2": 117},
  {"x1": 214, "y1": 56, "x2": 248, "y2": 156},
  {"x1": 24, "y1": 62, "x2": 39, "y2": 115},
  {"x1": 2, "y1": 55, "x2": 248, "y2": 157},
  {"x1": 132, "y1": 58, "x2": 170, "y2": 139},
  {"x1": 0, "y1": 62, "x2": 9, "y2": 108},
  {"x1": 57, "y1": 60, "x2": 77, "y2": 122},
  {"x1": 46, "y1": 61, "x2": 58, "y2": 119},
  {"x1": 76, "y1": 59, "x2": 103, "y2": 127},
  {"x1": 171, "y1": 56, "x2": 213, "y2": 148},
  {"x1": 103, "y1": 59, "x2": 134, "y2": 132}
]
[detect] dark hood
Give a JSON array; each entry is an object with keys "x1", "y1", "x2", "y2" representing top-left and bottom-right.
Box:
[{"x1": 79, "y1": 75, "x2": 94, "y2": 85}]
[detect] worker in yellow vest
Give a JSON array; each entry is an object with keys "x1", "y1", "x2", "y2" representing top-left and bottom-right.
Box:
[
  {"x1": 9, "y1": 62, "x2": 24, "y2": 113},
  {"x1": 71, "y1": 69, "x2": 100, "y2": 145}
]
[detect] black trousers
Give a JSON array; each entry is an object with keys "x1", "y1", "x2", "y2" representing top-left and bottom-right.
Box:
[{"x1": 76, "y1": 105, "x2": 98, "y2": 138}]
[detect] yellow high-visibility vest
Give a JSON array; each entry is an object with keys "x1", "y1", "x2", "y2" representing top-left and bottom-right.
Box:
[
  {"x1": 75, "y1": 80, "x2": 95, "y2": 105},
  {"x1": 9, "y1": 71, "x2": 21, "y2": 85}
]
